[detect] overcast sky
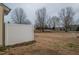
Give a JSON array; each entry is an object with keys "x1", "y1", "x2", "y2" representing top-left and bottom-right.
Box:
[{"x1": 4, "y1": 3, "x2": 79, "y2": 24}]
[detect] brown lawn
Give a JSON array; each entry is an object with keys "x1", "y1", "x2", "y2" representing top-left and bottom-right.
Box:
[{"x1": 0, "y1": 32, "x2": 79, "y2": 55}]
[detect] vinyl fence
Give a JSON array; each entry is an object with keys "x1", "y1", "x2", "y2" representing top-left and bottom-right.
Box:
[{"x1": 5, "y1": 24, "x2": 34, "y2": 46}]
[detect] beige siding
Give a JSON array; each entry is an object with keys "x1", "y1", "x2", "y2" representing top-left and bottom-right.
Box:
[{"x1": 0, "y1": 6, "x2": 4, "y2": 46}]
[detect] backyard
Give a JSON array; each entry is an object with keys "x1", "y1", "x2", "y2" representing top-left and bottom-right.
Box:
[{"x1": 0, "y1": 32, "x2": 79, "y2": 55}]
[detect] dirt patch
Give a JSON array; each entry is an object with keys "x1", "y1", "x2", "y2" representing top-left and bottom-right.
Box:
[{"x1": 0, "y1": 32, "x2": 79, "y2": 55}]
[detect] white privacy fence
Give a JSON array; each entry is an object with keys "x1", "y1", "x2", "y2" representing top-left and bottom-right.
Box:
[{"x1": 5, "y1": 24, "x2": 34, "y2": 46}]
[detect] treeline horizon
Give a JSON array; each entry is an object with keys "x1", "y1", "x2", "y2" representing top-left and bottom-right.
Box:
[{"x1": 8, "y1": 6, "x2": 79, "y2": 32}]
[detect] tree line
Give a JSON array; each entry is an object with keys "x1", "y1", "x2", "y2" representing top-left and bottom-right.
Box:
[
  {"x1": 10, "y1": 7, "x2": 79, "y2": 32},
  {"x1": 35, "y1": 7, "x2": 76, "y2": 32}
]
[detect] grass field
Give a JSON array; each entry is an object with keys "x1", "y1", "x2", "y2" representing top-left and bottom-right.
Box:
[{"x1": 0, "y1": 32, "x2": 79, "y2": 55}]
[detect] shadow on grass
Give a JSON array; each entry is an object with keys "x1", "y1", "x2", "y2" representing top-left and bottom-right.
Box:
[
  {"x1": 0, "y1": 40, "x2": 36, "y2": 52},
  {"x1": 0, "y1": 47, "x2": 7, "y2": 52}
]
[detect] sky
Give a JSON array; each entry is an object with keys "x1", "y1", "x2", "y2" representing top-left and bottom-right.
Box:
[{"x1": 4, "y1": 3, "x2": 79, "y2": 24}]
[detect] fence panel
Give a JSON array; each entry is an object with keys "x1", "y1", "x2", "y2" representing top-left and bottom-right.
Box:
[{"x1": 5, "y1": 24, "x2": 34, "y2": 46}]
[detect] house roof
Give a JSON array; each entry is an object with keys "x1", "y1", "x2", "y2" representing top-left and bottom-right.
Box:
[{"x1": 0, "y1": 3, "x2": 11, "y2": 15}]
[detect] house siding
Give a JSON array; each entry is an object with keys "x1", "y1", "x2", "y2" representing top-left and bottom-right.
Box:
[{"x1": 0, "y1": 6, "x2": 4, "y2": 46}]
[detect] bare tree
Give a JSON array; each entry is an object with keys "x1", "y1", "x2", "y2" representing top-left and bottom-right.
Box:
[
  {"x1": 11, "y1": 8, "x2": 31, "y2": 24},
  {"x1": 47, "y1": 16, "x2": 53, "y2": 29},
  {"x1": 59, "y1": 7, "x2": 75, "y2": 32},
  {"x1": 52, "y1": 16, "x2": 60, "y2": 30},
  {"x1": 35, "y1": 7, "x2": 46, "y2": 32},
  {"x1": 47, "y1": 16, "x2": 60, "y2": 30}
]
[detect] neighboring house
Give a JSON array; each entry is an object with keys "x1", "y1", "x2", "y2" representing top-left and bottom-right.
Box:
[{"x1": 0, "y1": 3, "x2": 11, "y2": 47}]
